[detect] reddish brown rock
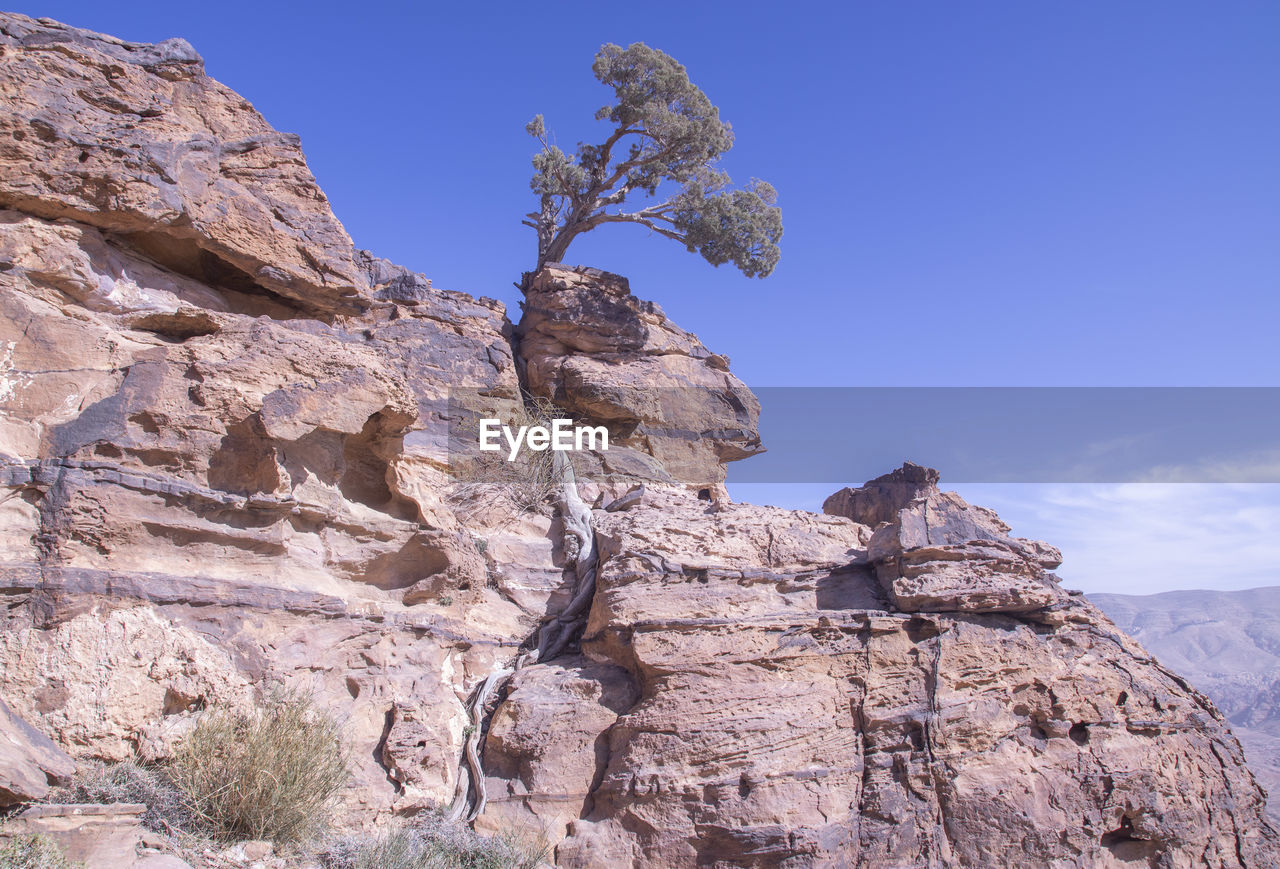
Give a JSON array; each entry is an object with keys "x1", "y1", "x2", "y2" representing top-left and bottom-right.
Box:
[
  {"x1": 0, "y1": 696, "x2": 76, "y2": 804},
  {"x1": 822, "y1": 460, "x2": 939, "y2": 527},
  {"x1": 0, "y1": 802, "x2": 147, "y2": 868},
  {"x1": 473, "y1": 657, "x2": 639, "y2": 845},
  {"x1": 0, "y1": 12, "x2": 533, "y2": 818}
]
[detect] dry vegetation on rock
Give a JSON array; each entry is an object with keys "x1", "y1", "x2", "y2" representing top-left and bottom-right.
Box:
[
  {"x1": 321, "y1": 813, "x2": 547, "y2": 869},
  {"x1": 0, "y1": 833, "x2": 82, "y2": 869},
  {"x1": 169, "y1": 692, "x2": 348, "y2": 844},
  {"x1": 45, "y1": 760, "x2": 192, "y2": 837}
]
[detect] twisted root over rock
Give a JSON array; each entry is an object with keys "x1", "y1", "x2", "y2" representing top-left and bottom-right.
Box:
[{"x1": 447, "y1": 450, "x2": 599, "y2": 823}]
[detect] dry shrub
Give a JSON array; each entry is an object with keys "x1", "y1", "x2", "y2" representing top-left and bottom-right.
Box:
[
  {"x1": 0, "y1": 833, "x2": 81, "y2": 869},
  {"x1": 449, "y1": 395, "x2": 567, "y2": 516},
  {"x1": 170, "y1": 690, "x2": 348, "y2": 843},
  {"x1": 44, "y1": 760, "x2": 192, "y2": 836},
  {"x1": 321, "y1": 812, "x2": 548, "y2": 869}
]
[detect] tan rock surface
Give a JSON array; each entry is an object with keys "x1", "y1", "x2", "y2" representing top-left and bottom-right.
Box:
[
  {"x1": 0, "y1": 802, "x2": 146, "y2": 869},
  {"x1": 0, "y1": 696, "x2": 76, "y2": 804},
  {"x1": 0, "y1": 12, "x2": 540, "y2": 820},
  {"x1": 492, "y1": 487, "x2": 1280, "y2": 867},
  {"x1": 517, "y1": 264, "x2": 762, "y2": 491},
  {"x1": 0, "y1": 13, "x2": 366, "y2": 316},
  {"x1": 832, "y1": 463, "x2": 1069, "y2": 615},
  {"x1": 1093, "y1": 586, "x2": 1280, "y2": 828}
]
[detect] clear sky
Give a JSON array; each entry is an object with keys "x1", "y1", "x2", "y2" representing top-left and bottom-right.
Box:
[{"x1": 14, "y1": 1, "x2": 1280, "y2": 593}]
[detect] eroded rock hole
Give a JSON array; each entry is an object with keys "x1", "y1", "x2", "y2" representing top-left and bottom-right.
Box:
[
  {"x1": 904, "y1": 616, "x2": 941, "y2": 643},
  {"x1": 114, "y1": 230, "x2": 314, "y2": 319},
  {"x1": 1100, "y1": 816, "x2": 1160, "y2": 863},
  {"x1": 208, "y1": 414, "x2": 280, "y2": 495},
  {"x1": 340, "y1": 409, "x2": 416, "y2": 520},
  {"x1": 129, "y1": 309, "x2": 222, "y2": 340}
]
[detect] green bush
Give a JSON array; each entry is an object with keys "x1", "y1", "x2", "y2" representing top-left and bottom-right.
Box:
[
  {"x1": 0, "y1": 834, "x2": 81, "y2": 869},
  {"x1": 170, "y1": 690, "x2": 348, "y2": 843},
  {"x1": 321, "y1": 813, "x2": 547, "y2": 869}
]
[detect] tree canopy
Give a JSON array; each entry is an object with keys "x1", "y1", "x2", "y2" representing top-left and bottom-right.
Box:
[{"x1": 523, "y1": 43, "x2": 782, "y2": 278}]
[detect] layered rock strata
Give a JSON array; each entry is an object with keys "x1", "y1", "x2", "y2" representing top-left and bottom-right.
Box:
[
  {"x1": 829, "y1": 463, "x2": 1067, "y2": 615},
  {"x1": 0, "y1": 10, "x2": 528, "y2": 818},
  {"x1": 518, "y1": 264, "x2": 763, "y2": 495},
  {"x1": 479, "y1": 482, "x2": 1279, "y2": 867}
]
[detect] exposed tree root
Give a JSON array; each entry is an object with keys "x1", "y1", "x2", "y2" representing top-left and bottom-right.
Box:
[{"x1": 448, "y1": 450, "x2": 600, "y2": 823}]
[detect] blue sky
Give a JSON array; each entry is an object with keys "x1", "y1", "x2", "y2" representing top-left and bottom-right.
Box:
[{"x1": 16, "y1": 1, "x2": 1280, "y2": 592}]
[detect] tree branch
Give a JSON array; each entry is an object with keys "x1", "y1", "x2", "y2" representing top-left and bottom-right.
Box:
[
  {"x1": 579, "y1": 211, "x2": 687, "y2": 243},
  {"x1": 595, "y1": 125, "x2": 641, "y2": 171},
  {"x1": 589, "y1": 138, "x2": 682, "y2": 205}
]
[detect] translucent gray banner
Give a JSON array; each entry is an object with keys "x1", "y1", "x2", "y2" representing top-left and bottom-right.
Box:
[
  {"x1": 738, "y1": 387, "x2": 1280, "y2": 484},
  {"x1": 444, "y1": 387, "x2": 1280, "y2": 484}
]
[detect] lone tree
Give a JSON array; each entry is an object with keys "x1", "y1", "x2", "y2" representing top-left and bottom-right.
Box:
[{"x1": 524, "y1": 43, "x2": 782, "y2": 278}]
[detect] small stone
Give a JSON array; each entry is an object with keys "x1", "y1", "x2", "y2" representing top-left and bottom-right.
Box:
[{"x1": 242, "y1": 841, "x2": 273, "y2": 860}]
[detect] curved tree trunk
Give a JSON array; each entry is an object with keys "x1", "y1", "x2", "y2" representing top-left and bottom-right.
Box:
[{"x1": 539, "y1": 225, "x2": 580, "y2": 270}]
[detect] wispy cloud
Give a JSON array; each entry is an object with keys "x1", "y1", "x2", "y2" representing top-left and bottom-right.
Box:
[
  {"x1": 957, "y1": 483, "x2": 1280, "y2": 594},
  {"x1": 1133, "y1": 449, "x2": 1280, "y2": 484}
]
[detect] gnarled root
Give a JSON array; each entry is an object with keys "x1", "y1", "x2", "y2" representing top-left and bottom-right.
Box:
[{"x1": 448, "y1": 450, "x2": 601, "y2": 823}]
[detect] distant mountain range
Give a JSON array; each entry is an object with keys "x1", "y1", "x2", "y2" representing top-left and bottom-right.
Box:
[{"x1": 1092, "y1": 586, "x2": 1280, "y2": 825}]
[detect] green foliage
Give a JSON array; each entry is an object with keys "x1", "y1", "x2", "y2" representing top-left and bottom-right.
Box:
[
  {"x1": 0, "y1": 834, "x2": 82, "y2": 869},
  {"x1": 524, "y1": 42, "x2": 782, "y2": 278},
  {"x1": 321, "y1": 813, "x2": 548, "y2": 869},
  {"x1": 169, "y1": 690, "x2": 349, "y2": 844}
]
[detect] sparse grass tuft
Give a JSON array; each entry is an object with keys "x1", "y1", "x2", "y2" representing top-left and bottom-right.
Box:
[
  {"x1": 169, "y1": 690, "x2": 349, "y2": 844},
  {"x1": 450, "y1": 395, "x2": 568, "y2": 515},
  {"x1": 320, "y1": 812, "x2": 548, "y2": 869}
]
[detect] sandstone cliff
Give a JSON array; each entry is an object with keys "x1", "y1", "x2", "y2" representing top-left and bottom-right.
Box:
[{"x1": 0, "y1": 13, "x2": 1276, "y2": 868}]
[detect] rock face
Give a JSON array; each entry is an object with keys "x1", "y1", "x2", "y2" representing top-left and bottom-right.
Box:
[
  {"x1": 0, "y1": 803, "x2": 148, "y2": 869},
  {"x1": 0, "y1": 12, "x2": 1276, "y2": 869},
  {"x1": 832, "y1": 464, "x2": 1067, "y2": 615},
  {"x1": 0, "y1": 10, "x2": 533, "y2": 820},
  {"x1": 0, "y1": 697, "x2": 76, "y2": 804},
  {"x1": 1093, "y1": 586, "x2": 1280, "y2": 828},
  {"x1": 518, "y1": 264, "x2": 762, "y2": 494},
  {"x1": 0, "y1": 13, "x2": 366, "y2": 316},
  {"x1": 479, "y1": 485, "x2": 1278, "y2": 867},
  {"x1": 822, "y1": 461, "x2": 940, "y2": 527}
]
